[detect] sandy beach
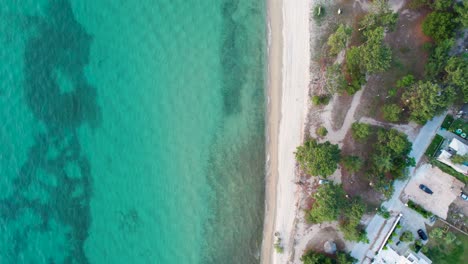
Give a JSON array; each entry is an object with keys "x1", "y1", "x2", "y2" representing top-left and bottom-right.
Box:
[{"x1": 262, "y1": 0, "x2": 311, "y2": 263}]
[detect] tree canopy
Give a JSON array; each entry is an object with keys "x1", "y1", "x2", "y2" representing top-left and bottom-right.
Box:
[
  {"x1": 328, "y1": 24, "x2": 352, "y2": 56},
  {"x1": 302, "y1": 250, "x2": 357, "y2": 264},
  {"x1": 351, "y1": 122, "x2": 372, "y2": 141},
  {"x1": 382, "y1": 104, "x2": 402, "y2": 122},
  {"x1": 339, "y1": 198, "x2": 367, "y2": 242},
  {"x1": 360, "y1": 27, "x2": 392, "y2": 73},
  {"x1": 422, "y1": 12, "x2": 456, "y2": 43},
  {"x1": 295, "y1": 139, "x2": 341, "y2": 177},
  {"x1": 342, "y1": 156, "x2": 363, "y2": 173},
  {"x1": 307, "y1": 183, "x2": 345, "y2": 223},
  {"x1": 402, "y1": 81, "x2": 455, "y2": 124},
  {"x1": 366, "y1": 128, "x2": 413, "y2": 197},
  {"x1": 444, "y1": 56, "x2": 468, "y2": 102}
]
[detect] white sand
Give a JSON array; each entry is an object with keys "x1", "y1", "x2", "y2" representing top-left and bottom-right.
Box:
[{"x1": 271, "y1": 0, "x2": 311, "y2": 263}]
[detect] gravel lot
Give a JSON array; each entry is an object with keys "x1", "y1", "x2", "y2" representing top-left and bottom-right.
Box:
[{"x1": 402, "y1": 164, "x2": 465, "y2": 219}]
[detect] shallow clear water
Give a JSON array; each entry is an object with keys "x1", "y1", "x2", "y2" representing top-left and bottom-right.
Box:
[{"x1": 0, "y1": 0, "x2": 266, "y2": 263}]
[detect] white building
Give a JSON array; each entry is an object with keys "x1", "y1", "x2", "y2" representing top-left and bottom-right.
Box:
[
  {"x1": 372, "y1": 247, "x2": 432, "y2": 264},
  {"x1": 437, "y1": 138, "x2": 468, "y2": 175}
]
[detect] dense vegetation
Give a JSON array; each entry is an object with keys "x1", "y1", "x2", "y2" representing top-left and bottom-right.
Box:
[
  {"x1": 307, "y1": 183, "x2": 367, "y2": 242},
  {"x1": 302, "y1": 250, "x2": 357, "y2": 264},
  {"x1": 426, "y1": 226, "x2": 468, "y2": 264},
  {"x1": 402, "y1": 81, "x2": 455, "y2": 124},
  {"x1": 327, "y1": 24, "x2": 352, "y2": 56},
  {"x1": 295, "y1": 138, "x2": 341, "y2": 177}
]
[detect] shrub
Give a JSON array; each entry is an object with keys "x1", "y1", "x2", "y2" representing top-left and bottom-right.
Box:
[
  {"x1": 295, "y1": 138, "x2": 341, "y2": 177},
  {"x1": 452, "y1": 154, "x2": 468, "y2": 164},
  {"x1": 328, "y1": 24, "x2": 352, "y2": 56},
  {"x1": 441, "y1": 115, "x2": 454, "y2": 130},
  {"x1": 407, "y1": 200, "x2": 432, "y2": 218},
  {"x1": 316, "y1": 126, "x2": 328, "y2": 137},
  {"x1": 377, "y1": 206, "x2": 391, "y2": 219},
  {"x1": 274, "y1": 238, "x2": 284, "y2": 253},
  {"x1": 382, "y1": 104, "x2": 402, "y2": 122},
  {"x1": 400, "y1": 231, "x2": 414, "y2": 242},
  {"x1": 425, "y1": 134, "x2": 444, "y2": 157},
  {"x1": 312, "y1": 94, "x2": 331, "y2": 106},
  {"x1": 396, "y1": 74, "x2": 415, "y2": 88},
  {"x1": 351, "y1": 122, "x2": 371, "y2": 141}
]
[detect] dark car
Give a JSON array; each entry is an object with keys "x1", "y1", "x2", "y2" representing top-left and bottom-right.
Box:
[
  {"x1": 417, "y1": 229, "x2": 428, "y2": 241},
  {"x1": 419, "y1": 184, "x2": 433, "y2": 194}
]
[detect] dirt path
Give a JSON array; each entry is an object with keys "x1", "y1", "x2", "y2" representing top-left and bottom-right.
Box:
[{"x1": 320, "y1": 88, "x2": 365, "y2": 146}]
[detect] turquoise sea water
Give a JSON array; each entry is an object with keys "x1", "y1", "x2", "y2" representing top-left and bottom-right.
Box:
[{"x1": 0, "y1": 1, "x2": 266, "y2": 263}]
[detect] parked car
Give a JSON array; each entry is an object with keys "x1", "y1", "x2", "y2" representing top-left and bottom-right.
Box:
[
  {"x1": 461, "y1": 192, "x2": 468, "y2": 201},
  {"x1": 417, "y1": 229, "x2": 428, "y2": 241},
  {"x1": 419, "y1": 184, "x2": 433, "y2": 194},
  {"x1": 319, "y1": 179, "x2": 330, "y2": 185}
]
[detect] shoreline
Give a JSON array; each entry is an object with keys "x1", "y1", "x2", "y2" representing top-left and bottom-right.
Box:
[
  {"x1": 261, "y1": 0, "x2": 283, "y2": 262},
  {"x1": 262, "y1": 0, "x2": 311, "y2": 263}
]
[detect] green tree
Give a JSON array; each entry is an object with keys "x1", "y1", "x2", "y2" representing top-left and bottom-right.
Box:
[
  {"x1": 373, "y1": 153, "x2": 393, "y2": 172},
  {"x1": 377, "y1": 129, "x2": 412, "y2": 156},
  {"x1": 400, "y1": 231, "x2": 414, "y2": 242},
  {"x1": 382, "y1": 104, "x2": 402, "y2": 122},
  {"x1": 422, "y1": 12, "x2": 456, "y2": 43},
  {"x1": 455, "y1": 0, "x2": 468, "y2": 27},
  {"x1": 296, "y1": 139, "x2": 341, "y2": 177},
  {"x1": 342, "y1": 156, "x2": 363, "y2": 173},
  {"x1": 351, "y1": 122, "x2": 371, "y2": 141},
  {"x1": 402, "y1": 81, "x2": 455, "y2": 124},
  {"x1": 360, "y1": 27, "x2": 392, "y2": 73},
  {"x1": 359, "y1": 0, "x2": 398, "y2": 31},
  {"x1": 317, "y1": 126, "x2": 328, "y2": 137},
  {"x1": 345, "y1": 46, "x2": 366, "y2": 91},
  {"x1": 301, "y1": 251, "x2": 332, "y2": 264},
  {"x1": 340, "y1": 198, "x2": 367, "y2": 241},
  {"x1": 445, "y1": 56, "x2": 468, "y2": 102},
  {"x1": 425, "y1": 39, "x2": 453, "y2": 80},
  {"x1": 328, "y1": 24, "x2": 352, "y2": 55},
  {"x1": 336, "y1": 253, "x2": 357, "y2": 264},
  {"x1": 307, "y1": 184, "x2": 345, "y2": 223}
]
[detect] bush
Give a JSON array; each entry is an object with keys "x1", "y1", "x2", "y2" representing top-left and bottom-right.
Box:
[
  {"x1": 316, "y1": 126, "x2": 328, "y2": 137},
  {"x1": 296, "y1": 138, "x2": 341, "y2": 177},
  {"x1": 396, "y1": 74, "x2": 415, "y2": 88},
  {"x1": 400, "y1": 231, "x2": 414, "y2": 242},
  {"x1": 351, "y1": 122, "x2": 371, "y2": 141},
  {"x1": 342, "y1": 156, "x2": 363, "y2": 173},
  {"x1": 382, "y1": 104, "x2": 402, "y2": 122},
  {"x1": 441, "y1": 115, "x2": 454, "y2": 130},
  {"x1": 274, "y1": 238, "x2": 284, "y2": 253},
  {"x1": 407, "y1": 200, "x2": 432, "y2": 218},
  {"x1": 312, "y1": 94, "x2": 331, "y2": 106},
  {"x1": 328, "y1": 24, "x2": 352, "y2": 56},
  {"x1": 425, "y1": 134, "x2": 444, "y2": 157},
  {"x1": 422, "y1": 12, "x2": 457, "y2": 43},
  {"x1": 430, "y1": 159, "x2": 467, "y2": 183},
  {"x1": 377, "y1": 206, "x2": 391, "y2": 219}
]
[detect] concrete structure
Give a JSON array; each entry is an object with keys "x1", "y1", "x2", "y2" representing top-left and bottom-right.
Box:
[
  {"x1": 373, "y1": 247, "x2": 432, "y2": 264},
  {"x1": 437, "y1": 138, "x2": 468, "y2": 175}
]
